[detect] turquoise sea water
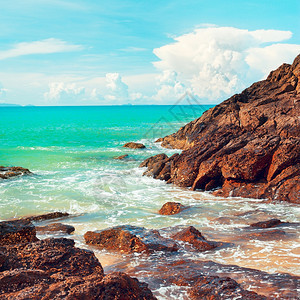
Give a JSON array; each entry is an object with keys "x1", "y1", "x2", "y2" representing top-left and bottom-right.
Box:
[{"x1": 0, "y1": 105, "x2": 299, "y2": 298}]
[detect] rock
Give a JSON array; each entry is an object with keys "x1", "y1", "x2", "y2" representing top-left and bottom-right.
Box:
[
  {"x1": 146, "y1": 54, "x2": 300, "y2": 203},
  {"x1": 0, "y1": 166, "x2": 32, "y2": 179},
  {"x1": 139, "y1": 153, "x2": 168, "y2": 168},
  {"x1": 35, "y1": 223, "x2": 75, "y2": 234},
  {"x1": 84, "y1": 225, "x2": 178, "y2": 253},
  {"x1": 114, "y1": 154, "x2": 129, "y2": 160},
  {"x1": 0, "y1": 220, "x2": 38, "y2": 246},
  {"x1": 158, "y1": 202, "x2": 185, "y2": 215},
  {"x1": 171, "y1": 226, "x2": 218, "y2": 251},
  {"x1": 250, "y1": 219, "x2": 283, "y2": 228},
  {"x1": 246, "y1": 229, "x2": 286, "y2": 240},
  {"x1": 189, "y1": 275, "x2": 266, "y2": 300},
  {"x1": 123, "y1": 142, "x2": 146, "y2": 149},
  {"x1": 0, "y1": 237, "x2": 156, "y2": 300},
  {"x1": 23, "y1": 212, "x2": 69, "y2": 222}
]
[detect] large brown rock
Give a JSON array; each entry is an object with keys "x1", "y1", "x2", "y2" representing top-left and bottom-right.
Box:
[
  {"x1": 0, "y1": 237, "x2": 156, "y2": 300},
  {"x1": 84, "y1": 225, "x2": 178, "y2": 253},
  {"x1": 0, "y1": 220, "x2": 38, "y2": 246},
  {"x1": 144, "y1": 54, "x2": 300, "y2": 203},
  {"x1": 0, "y1": 166, "x2": 32, "y2": 179}
]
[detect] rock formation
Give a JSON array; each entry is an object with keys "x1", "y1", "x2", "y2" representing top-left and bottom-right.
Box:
[
  {"x1": 143, "y1": 54, "x2": 300, "y2": 203},
  {"x1": 0, "y1": 166, "x2": 32, "y2": 179},
  {"x1": 123, "y1": 142, "x2": 146, "y2": 149}
]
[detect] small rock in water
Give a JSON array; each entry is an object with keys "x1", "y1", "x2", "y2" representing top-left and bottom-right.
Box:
[
  {"x1": 171, "y1": 226, "x2": 218, "y2": 251},
  {"x1": 84, "y1": 225, "x2": 178, "y2": 253},
  {"x1": 247, "y1": 229, "x2": 286, "y2": 240},
  {"x1": 250, "y1": 219, "x2": 283, "y2": 228},
  {"x1": 123, "y1": 142, "x2": 146, "y2": 149},
  {"x1": 159, "y1": 202, "x2": 185, "y2": 215},
  {"x1": 23, "y1": 212, "x2": 69, "y2": 222},
  {"x1": 36, "y1": 223, "x2": 75, "y2": 234},
  {"x1": 113, "y1": 154, "x2": 129, "y2": 160},
  {"x1": 0, "y1": 166, "x2": 32, "y2": 179}
]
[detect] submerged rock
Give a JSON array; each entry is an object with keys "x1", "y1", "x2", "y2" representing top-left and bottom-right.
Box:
[
  {"x1": 23, "y1": 212, "x2": 69, "y2": 222},
  {"x1": 250, "y1": 219, "x2": 283, "y2": 228},
  {"x1": 114, "y1": 154, "x2": 129, "y2": 160},
  {"x1": 189, "y1": 275, "x2": 266, "y2": 300},
  {"x1": 159, "y1": 202, "x2": 185, "y2": 215},
  {"x1": 84, "y1": 225, "x2": 178, "y2": 253},
  {"x1": 0, "y1": 220, "x2": 38, "y2": 246},
  {"x1": 123, "y1": 142, "x2": 146, "y2": 149},
  {"x1": 35, "y1": 223, "x2": 75, "y2": 234},
  {"x1": 246, "y1": 229, "x2": 286, "y2": 240},
  {"x1": 171, "y1": 226, "x2": 218, "y2": 251},
  {"x1": 144, "y1": 54, "x2": 300, "y2": 203},
  {"x1": 0, "y1": 166, "x2": 32, "y2": 179}
]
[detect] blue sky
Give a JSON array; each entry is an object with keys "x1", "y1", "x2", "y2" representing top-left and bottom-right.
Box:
[{"x1": 0, "y1": 0, "x2": 299, "y2": 105}]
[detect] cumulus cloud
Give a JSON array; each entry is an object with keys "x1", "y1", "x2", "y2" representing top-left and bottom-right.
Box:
[
  {"x1": 0, "y1": 38, "x2": 83, "y2": 60},
  {"x1": 104, "y1": 73, "x2": 129, "y2": 102},
  {"x1": 44, "y1": 82, "x2": 85, "y2": 103},
  {"x1": 153, "y1": 70, "x2": 186, "y2": 101},
  {"x1": 153, "y1": 27, "x2": 300, "y2": 102}
]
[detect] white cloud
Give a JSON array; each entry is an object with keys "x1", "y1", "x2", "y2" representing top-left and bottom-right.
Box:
[
  {"x1": 0, "y1": 83, "x2": 8, "y2": 100},
  {"x1": 104, "y1": 73, "x2": 129, "y2": 102},
  {"x1": 44, "y1": 82, "x2": 85, "y2": 103},
  {"x1": 153, "y1": 27, "x2": 300, "y2": 102},
  {"x1": 0, "y1": 38, "x2": 83, "y2": 60}
]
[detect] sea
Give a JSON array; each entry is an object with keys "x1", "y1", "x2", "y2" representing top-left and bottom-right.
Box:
[{"x1": 0, "y1": 105, "x2": 299, "y2": 299}]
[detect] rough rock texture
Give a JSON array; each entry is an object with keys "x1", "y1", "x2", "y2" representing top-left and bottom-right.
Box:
[
  {"x1": 23, "y1": 212, "x2": 69, "y2": 222},
  {"x1": 188, "y1": 275, "x2": 266, "y2": 300},
  {"x1": 36, "y1": 223, "x2": 75, "y2": 234},
  {"x1": 171, "y1": 226, "x2": 218, "y2": 251},
  {"x1": 123, "y1": 142, "x2": 146, "y2": 149},
  {"x1": 0, "y1": 220, "x2": 156, "y2": 300},
  {"x1": 143, "y1": 55, "x2": 300, "y2": 203},
  {"x1": 159, "y1": 202, "x2": 185, "y2": 215},
  {"x1": 0, "y1": 220, "x2": 38, "y2": 246},
  {"x1": 84, "y1": 225, "x2": 178, "y2": 253},
  {"x1": 0, "y1": 166, "x2": 32, "y2": 179}
]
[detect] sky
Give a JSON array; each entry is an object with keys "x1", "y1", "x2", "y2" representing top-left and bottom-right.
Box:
[{"x1": 0, "y1": 0, "x2": 300, "y2": 105}]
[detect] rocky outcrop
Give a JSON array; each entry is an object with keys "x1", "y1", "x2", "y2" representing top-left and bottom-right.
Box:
[
  {"x1": 0, "y1": 166, "x2": 32, "y2": 179},
  {"x1": 171, "y1": 226, "x2": 218, "y2": 251},
  {"x1": 159, "y1": 202, "x2": 185, "y2": 215},
  {"x1": 35, "y1": 223, "x2": 75, "y2": 234},
  {"x1": 123, "y1": 142, "x2": 146, "y2": 149},
  {"x1": 250, "y1": 219, "x2": 283, "y2": 228},
  {"x1": 143, "y1": 54, "x2": 300, "y2": 203},
  {"x1": 0, "y1": 220, "x2": 156, "y2": 299},
  {"x1": 84, "y1": 225, "x2": 178, "y2": 253}
]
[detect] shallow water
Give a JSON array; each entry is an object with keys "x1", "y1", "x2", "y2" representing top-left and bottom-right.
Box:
[{"x1": 1, "y1": 105, "x2": 299, "y2": 299}]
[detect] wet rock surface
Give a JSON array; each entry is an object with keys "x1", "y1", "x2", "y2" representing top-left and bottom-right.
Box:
[
  {"x1": 0, "y1": 166, "x2": 32, "y2": 179},
  {"x1": 143, "y1": 54, "x2": 300, "y2": 203},
  {"x1": 0, "y1": 220, "x2": 156, "y2": 300},
  {"x1": 171, "y1": 226, "x2": 218, "y2": 251},
  {"x1": 0, "y1": 220, "x2": 38, "y2": 246},
  {"x1": 84, "y1": 225, "x2": 178, "y2": 253},
  {"x1": 22, "y1": 211, "x2": 70, "y2": 222},
  {"x1": 35, "y1": 223, "x2": 75, "y2": 234},
  {"x1": 250, "y1": 218, "x2": 284, "y2": 228},
  {"x1": 188, "y1": 275, "x2": 266, "y2": 300},
  {"x1": 159, "y1": 202, "x2": 185, "y2": 215},
  {"x1": 123, "y1": 142, "x2": 146, "y2": 149}
]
